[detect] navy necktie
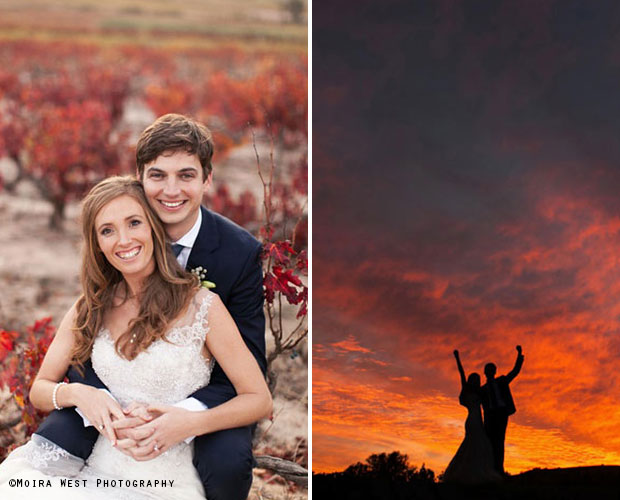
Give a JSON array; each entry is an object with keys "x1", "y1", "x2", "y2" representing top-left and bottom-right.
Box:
[{"x1": 171, "y1": 243, "x2": 184, "y2": 257}]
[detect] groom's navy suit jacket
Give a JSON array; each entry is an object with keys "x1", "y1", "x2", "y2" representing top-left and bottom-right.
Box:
[
  {"x1": 187, "y1": 207, "x2": 266, "y2": 405},
  {"x1": 36, "y1": 206, "x2": 266, "y2": 456}
]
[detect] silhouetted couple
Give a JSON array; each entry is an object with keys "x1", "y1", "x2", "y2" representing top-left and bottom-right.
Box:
[{"x1": 443, "y1": 346, "x2": 524, "y2": 484}]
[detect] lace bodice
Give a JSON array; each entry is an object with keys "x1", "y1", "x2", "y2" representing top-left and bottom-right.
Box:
[{"x1": 91, "y1": 289, "x2": 215, "y2": 407}]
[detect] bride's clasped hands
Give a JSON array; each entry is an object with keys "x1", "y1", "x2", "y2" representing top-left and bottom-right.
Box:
[{"x1": 111, "y1": 402, "x2": 196, "y2": 460}]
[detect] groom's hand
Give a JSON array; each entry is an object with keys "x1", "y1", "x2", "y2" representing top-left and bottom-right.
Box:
[
  {"x1": 129, "y1": 404, "x2": 198, "y2": 461},
  {"x1": 112, "y1": 402, "x2": 157, "y2": 460},
  {"x1": 112, "y1": 402, "x2": 154, "y2": 441},
  {"x1": 113, "y1": 418, "x2": 155, "y2": 441},
  {"x1": 124, "y1": 401, "x2": 154, "y2": 421}
]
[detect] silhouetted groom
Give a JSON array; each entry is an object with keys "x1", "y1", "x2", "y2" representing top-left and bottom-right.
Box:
[{"x1": 481, "y1": 345, "x2": 524, "y2": 475}]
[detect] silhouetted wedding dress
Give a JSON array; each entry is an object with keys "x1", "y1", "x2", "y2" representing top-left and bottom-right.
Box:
[
  {"x1": 443, "y1": 389, "x2": 501, "y2": 484},
  {"x1": 0, "y1": 289, "x2": 215, "y2": 499}
]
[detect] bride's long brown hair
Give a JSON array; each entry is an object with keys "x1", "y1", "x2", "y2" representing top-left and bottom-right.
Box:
[{"x1": 71, "y1": 176, "x2": 198, "y2": 372}]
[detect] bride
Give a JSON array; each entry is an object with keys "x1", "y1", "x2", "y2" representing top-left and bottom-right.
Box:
[
  {"x1": 443, "y1": 350, "x2": 501, "y2": 484},
  {"x1": 0, "y1": 176, "x2": 272, "y2": 499}
]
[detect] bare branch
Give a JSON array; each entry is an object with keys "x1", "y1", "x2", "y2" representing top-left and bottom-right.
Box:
[
  {"x1": 255, "y1": 455, "x2": 308, "y2": 488},
  {"x1": 277, "y1": 294, "x2": 284, "y2": 349},
  {"x1": 284, "y1": 331, "x2": 308, "y2": 352}
]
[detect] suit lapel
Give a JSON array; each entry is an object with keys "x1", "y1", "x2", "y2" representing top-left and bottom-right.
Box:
[{"x1": 186, "y1": 206, "x2": 220, "y2": 271}]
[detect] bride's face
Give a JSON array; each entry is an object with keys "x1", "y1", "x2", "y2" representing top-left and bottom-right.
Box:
[{"x1": 95, "y1": 195, "x2": 155, "y2": 279}]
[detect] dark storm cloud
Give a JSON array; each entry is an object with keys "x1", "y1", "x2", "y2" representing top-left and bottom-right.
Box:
[{"x1": 315, "y1": 0, "x2": 620, "y2": 243}]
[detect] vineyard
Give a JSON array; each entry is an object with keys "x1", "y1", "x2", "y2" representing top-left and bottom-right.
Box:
[{"x1": 0, "y1": 3, "x2": 308, "y2": 497}]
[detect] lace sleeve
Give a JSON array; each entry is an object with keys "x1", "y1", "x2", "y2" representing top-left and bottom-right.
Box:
[
  {"x1": 166, "y1": 290, "x2": 214, "y2": 347},
  {"x1": 193, "y1": 289, "x2": 215, "y2": 343}
]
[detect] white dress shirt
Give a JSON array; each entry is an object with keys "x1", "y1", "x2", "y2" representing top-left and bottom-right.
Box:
[{"x1": 172, "y1": 209, "x2": 202, "y2": 269}]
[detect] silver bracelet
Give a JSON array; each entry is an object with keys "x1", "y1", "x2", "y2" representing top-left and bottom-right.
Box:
[{"x1": 52, "y1": 382, "x2": 67, "y2": 411}]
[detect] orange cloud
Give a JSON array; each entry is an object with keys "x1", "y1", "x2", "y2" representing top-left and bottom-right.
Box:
[
  {"x1": 331, "y1": 335, "x2": 372, "y2": 354},
  {"x1": 313, "y1": 176, "x2": 620, "y2": 475}
]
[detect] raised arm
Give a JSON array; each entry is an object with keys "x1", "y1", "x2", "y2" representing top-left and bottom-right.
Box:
[
  {"x1": 505, "y1": 345, "x2": 524, "y2": 383},
  {"x1": 29, "y1": 301, "x2": 124, "y2": 444},
  {"x1": 454, "y1": 350, "x2": 467, "y2": 388}
]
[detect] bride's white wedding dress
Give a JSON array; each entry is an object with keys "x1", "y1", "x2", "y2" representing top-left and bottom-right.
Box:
[
  {"x1": 443, "y1": 389, "x2": 501, "y2": 484},
  {"x1": 0, "y1": 289, "x2": 215, "y2": 500}
]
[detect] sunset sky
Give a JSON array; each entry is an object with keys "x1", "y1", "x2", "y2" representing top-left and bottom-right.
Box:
[{"x1": 313, "y1": 0, "x2": 620, "y2": 475}]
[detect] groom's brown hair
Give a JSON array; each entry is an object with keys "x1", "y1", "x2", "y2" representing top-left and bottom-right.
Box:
[{"x1": 136, "y1": 113, "x2": 215, "y2": 180}]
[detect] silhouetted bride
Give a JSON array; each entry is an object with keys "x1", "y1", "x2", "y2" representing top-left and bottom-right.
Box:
[{"x1": 443, "y1": 350, "x2": 501, "y2": 484}]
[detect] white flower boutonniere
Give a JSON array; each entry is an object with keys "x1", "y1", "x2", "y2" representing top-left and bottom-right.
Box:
[{"x1": 190, "y1": 266, "x2": 216, "y2": 289}]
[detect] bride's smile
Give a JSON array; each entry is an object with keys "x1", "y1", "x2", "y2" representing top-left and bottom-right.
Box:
[{"x1": 95, "y1": 195, "x2": 155, "y2": 281}]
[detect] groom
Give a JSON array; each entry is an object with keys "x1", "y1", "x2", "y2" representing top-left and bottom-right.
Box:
[
  {"x1": 36, "y1": 114, "x2": 266, "y2": 500},
  {"x1": 481, "y1": 345, "x2": 524, "y2": 476}
]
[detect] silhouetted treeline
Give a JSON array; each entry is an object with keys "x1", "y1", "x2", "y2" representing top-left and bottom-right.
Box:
[
  {"x1": 313, "y1": 451, "x2": 437, "y2": 500},
  {"x1": 314, "y1": 454, "x2": 620, "y2": 500}
]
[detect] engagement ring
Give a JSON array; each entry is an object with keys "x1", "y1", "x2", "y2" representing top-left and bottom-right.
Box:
[{"x1": 154, "y1": 444, "x2": 159, "y2": 452}]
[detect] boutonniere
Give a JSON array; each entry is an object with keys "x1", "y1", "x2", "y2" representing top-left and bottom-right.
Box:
[{"x1": 190, "y1": 266, "x2": 216, "y2": 289}]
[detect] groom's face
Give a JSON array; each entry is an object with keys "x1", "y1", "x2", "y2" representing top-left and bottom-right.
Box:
[{"x1": 142, "y1": 150, "x2": 211, "y2": 241}]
